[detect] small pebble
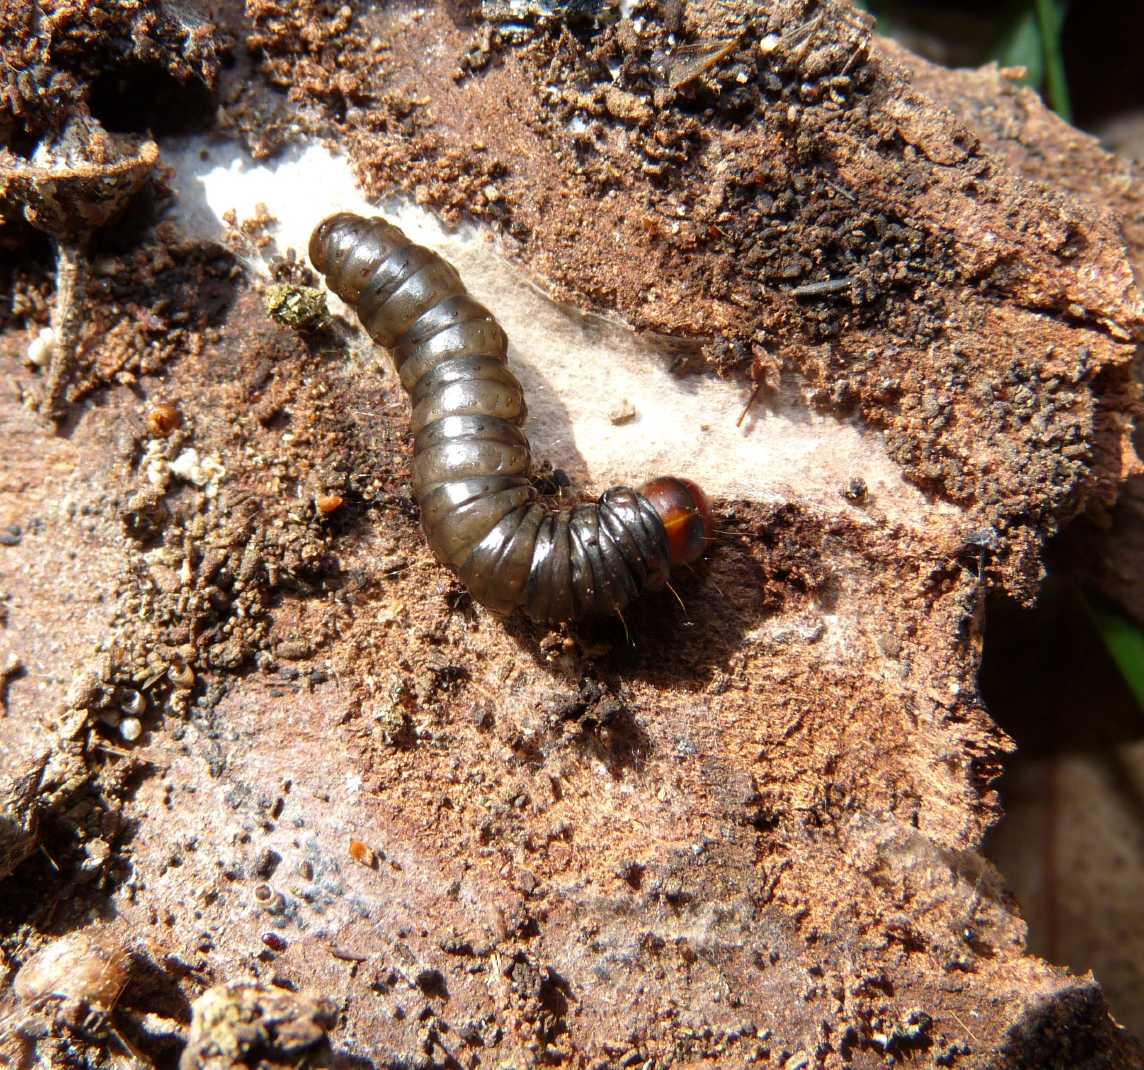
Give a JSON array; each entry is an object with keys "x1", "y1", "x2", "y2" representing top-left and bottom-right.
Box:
[
  {"x1": 119, "y1": 717, "x2": 143, "y2": 742},
  {"x1": 25, "y1": 327, "x2": 54, "y2": 368}
]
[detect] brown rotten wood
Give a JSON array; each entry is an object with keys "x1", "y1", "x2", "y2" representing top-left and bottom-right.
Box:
[{"x1": 0, "y1": 1, "x2": 1141, "y2": 1067}]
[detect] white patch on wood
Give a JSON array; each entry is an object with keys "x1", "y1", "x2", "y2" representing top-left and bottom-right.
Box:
[{"x1": 161, "y1": 139, "x2": 964, "y2": 534}]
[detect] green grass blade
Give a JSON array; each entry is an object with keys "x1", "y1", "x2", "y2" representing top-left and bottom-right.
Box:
[
  {"x1": 1087, "y1": 600, "x2": 1144, "y2": 713},
  {"x1": 995, "y1": 4, "x2": 1045, "y2": 90},
  {"x1": 1035, "y1": 0, "x2": 1072, "y2": 121}
]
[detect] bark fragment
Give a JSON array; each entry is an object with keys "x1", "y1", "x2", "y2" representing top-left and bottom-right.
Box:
[{"x1": 0, "y1": 1, "x2": 1141, "y2": 1068}]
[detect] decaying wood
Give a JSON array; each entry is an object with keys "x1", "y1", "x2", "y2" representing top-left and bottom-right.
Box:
[{"x1": 0, "y1": 1, "x2": 1141, "y2": 1068}]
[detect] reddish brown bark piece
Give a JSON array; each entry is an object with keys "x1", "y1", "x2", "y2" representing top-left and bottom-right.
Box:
[{"x1": 1, "y1": 2, "x2": 1142, "y2": 1069}]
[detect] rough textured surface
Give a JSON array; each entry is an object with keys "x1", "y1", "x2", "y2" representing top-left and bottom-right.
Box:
[
  {"x1": 179, "y1": 984, "x2": 338, "y2": 1070},
  {"x1": 889, "y1": 49, "x2": 1144, "y2": 620},
  {"x1": 1, "y1": 1, "x2": 1142, "y2": 1069}
]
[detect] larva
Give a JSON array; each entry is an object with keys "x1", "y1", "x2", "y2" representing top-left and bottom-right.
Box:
[{"x1": 309, "y1": 213, "x2": 712, "y2": 622}]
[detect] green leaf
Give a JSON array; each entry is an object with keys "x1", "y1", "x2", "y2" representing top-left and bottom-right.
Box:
[
  {"x1": 995, "y1": 4, "x2": 1045, "y2": 89},
  {"x1": 1036, "y1": 0, "x2": 1072, "y2": 121},
  {"x1": 1087, "y1": 600, "x2": 1144, "y2": 713},
  {"x1": 992, "y1": 0, "x2": 1072, "y2": 121}
]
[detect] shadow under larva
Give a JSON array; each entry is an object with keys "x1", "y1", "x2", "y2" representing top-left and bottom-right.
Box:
[{"x1": 309, "y1": 212, "x2": 713, "y2": 624}]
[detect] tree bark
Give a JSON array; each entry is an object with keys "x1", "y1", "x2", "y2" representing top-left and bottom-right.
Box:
[{"x1": 1, "y1": 1, "x2": 1141, "y2": 1067}]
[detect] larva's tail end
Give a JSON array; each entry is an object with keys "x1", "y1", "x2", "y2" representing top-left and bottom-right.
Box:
[
  {"x1": 308, "y1": 212, "x2": 362, "y2": 275},
  {"x1": 640, "y1": 476, "x2": 714, "y2": 567}
]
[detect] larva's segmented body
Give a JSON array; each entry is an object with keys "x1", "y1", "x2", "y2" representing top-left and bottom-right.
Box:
[{"x1": 309, "y1": 213, "x2": 712, "y2": 622}]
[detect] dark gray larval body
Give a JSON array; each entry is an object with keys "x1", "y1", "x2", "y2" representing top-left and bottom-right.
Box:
[{"x1": 309, "y1": 212, "x2": 681, "y2": 622}]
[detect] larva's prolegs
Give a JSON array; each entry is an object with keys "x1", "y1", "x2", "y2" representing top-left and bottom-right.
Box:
[{"x1": 309, "y1": 212, "x2": 713, "y2": 623}]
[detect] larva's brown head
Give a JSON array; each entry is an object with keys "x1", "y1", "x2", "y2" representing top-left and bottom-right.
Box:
[
  {"x1": 640, "y1": 476, "x2": 714, "y2": 567},
  {"x1": 308, "y1": 212, "x2": 358, "y2": 276}
]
